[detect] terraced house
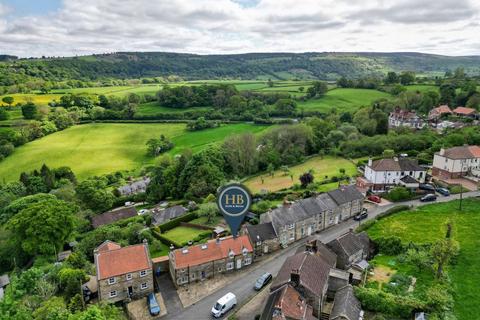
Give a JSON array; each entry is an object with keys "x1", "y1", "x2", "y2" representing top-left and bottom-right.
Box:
[
  {"x1": 94, "y1": 240, "x2": 154, "y2": 303},
  {"x1": 169, "y1": 235, "x2": 253, "y2": 287},
  {"x1": 260, "y1": 185, "x2": 364, "y2": 247}
]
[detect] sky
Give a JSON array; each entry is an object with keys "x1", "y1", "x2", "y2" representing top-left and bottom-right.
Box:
[{"x1": 0, "y1": 0, "x2": 479, "y2": 57}]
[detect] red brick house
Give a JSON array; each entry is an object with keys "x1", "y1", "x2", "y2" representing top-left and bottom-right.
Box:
[{"x1": 94, "y1": 240, "x2": 154, "y2": 303}]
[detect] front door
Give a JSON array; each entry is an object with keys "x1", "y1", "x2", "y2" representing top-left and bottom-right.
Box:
[
  {"x1": 335, "y1": 215, "x2": 339, "y2": 224},
  {"x1": 201, "y1": 271, "x2": 206, "y2": 280},
  {"x1": 307, "y1": 226, "x2": 312, "y2": 236},
  {"x1": 128, "y1": 286, "x2": 133, "y2": 297},
  {"x1": 236, "y1": 259, "x2": 242, "y2": 269}
]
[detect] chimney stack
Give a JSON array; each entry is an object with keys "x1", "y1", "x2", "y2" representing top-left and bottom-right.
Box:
[
  {"x1": 290, "y1": 269, "x2": 300, "y2": 287},
  {"x1": 439, "y1": 148, "x2": 445, "y2": 156},
  {"x1": 368, "y1": 158, "x2": 372, "y2": 167}
]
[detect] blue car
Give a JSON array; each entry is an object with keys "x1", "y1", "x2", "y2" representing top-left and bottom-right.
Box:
[
  {"x1": 147, "y1": 293, "x2": 161, "y2": 316},
  {"x1": 436, "y1": 187, "x2": 450, "y2": 196}
]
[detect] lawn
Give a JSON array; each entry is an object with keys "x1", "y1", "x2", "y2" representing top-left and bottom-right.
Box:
[
  {"x1": 161, "y1": 226, "x2": 212, "y2": 246},
  {"x1": 244, "y1": 155, "x2": 357, "y2": 193},
  {"x1": 190, "y1": 215, "x2": 224, "y2": 227},
  {"x1": 367, "y1": 199, "x2": 480, "y2": 320},
  {"x1": 297, "y1": 88, "x2": 391, "y2": 113},
  {"x1": 0, "y1": 122, "x2": 270, "y2": 181}
]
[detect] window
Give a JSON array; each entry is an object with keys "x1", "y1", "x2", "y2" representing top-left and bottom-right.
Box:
[
  {"x1": 178, "y1": 276, "x2": 188, "y2": 284},
  {"x1": 108, "y1": 277, "x2": 116, "y2": 285},
  {"x1": 140, "y1": 270, "x2": 147, "y2": 277},
  {"x1": 191, "y1": 273, "x2": 195, "y2": 280},
  {"x1": 109, "y1": 290, "x2": 117, "y2": 298},
  {"x1": 288, "y1": 224, "x2": 295, "y2": 229},
  {"x1": 226, "y1": 262, "x2": 234, "y2": 270},
  {"x1": 289, "y1": 232, "x2": 295, "y2": 241},
  {"x1": 244, "y1": 257, "x2": 252, "y2": 265},
  {"x1": 126, "y1": 274, "x2": 132, "y2": 281},
  {"x1": 141, "y1": 283, "x2": 148, "y2": 290}
]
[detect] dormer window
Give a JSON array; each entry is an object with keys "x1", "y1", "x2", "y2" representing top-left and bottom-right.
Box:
[
  {"x1": 228, "y1": 250, "x2": 235, "y2": 258},
  {"x1": 242, "y1": 247, "x2": 248, "y2": 256}
]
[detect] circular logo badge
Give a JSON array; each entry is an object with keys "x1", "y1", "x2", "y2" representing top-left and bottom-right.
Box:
[{"x1": 217, "y1": 184, "x2": 252, "y2": 217}]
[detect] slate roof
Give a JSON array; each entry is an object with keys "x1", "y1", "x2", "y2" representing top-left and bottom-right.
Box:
[
  {"x1": 329, "y1": 285, "x2": 362, "y2": 320},
  {"x1": 117, "y1": 177, "x2": 151, "y2": 195},
  {"x1": 327, "y1": 231, "x2": 369, "y2": 257},
  {"x1": 91, "y1": 207, "x2": 137, "y2": 228},
  {"x1": 94, "y1": 242, "x2": 151, "y2": 280},
  {"x1": 400, "y1": 175, "x2": 419, "y2": 184},
  {"x1": 246, "y1": 222, "x2": 278, "y2": 243},
  {"x1": 437, "y1": 145, "x2": 480, "y2": 159},
  {"x1": 300, "y1": 239, "x2": 337, "y2": 267},
  {"x1": 171, "y1": 235, "x2": 253, "y2": 269},
  {"x1": 327, "y1": 185, "x2": 364, "y2": 206},
  {"x1": 152, "y1": 205, "x2": 187, "y2": 225},
  {"x1": 369, "y1": 158, "x2": 424, "y2": 172},
  {"x1": 271, "y1": 252, "x2": 331, "y2": 298}
]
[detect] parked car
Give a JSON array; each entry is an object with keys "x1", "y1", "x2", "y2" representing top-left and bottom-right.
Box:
[
  {"x1": 147, "y1": 293, "x2": 161, "y2": 316},
  {"x1": 436, "y1": 187, "x2": 450, "y2": 196},
  {"x1": 420, "y1": 194, "x2": 437, "y2": 202},
  {"x1": 354, "y1": 210, "x2": 368, "y2": 221},
  {"x1": 254, "y1": 272, "x2": 273, "y2": 290},
  {"x1": 212, "y1": 292, "x2": 237, "y2": 318},
  {"x1": 367, "y1": 195, "x2": 381, "y2": 203},
  {"x1": 419, "y1": 184, "x2": 435, "y2": 192}
]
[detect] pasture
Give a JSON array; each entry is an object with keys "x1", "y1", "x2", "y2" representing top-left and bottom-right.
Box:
[
  {"x1": 296, "y1": 88, "x2": 391, "y2": 113},
  {"x1": 135, "y1": 102, "x2": 213, "y2": 116},
  {"x1": 0, "y1": 122, "x2": 270, "y2": 181},
  {"x1": 367, "y1": 199, "x2": 480, "y2": 320},
  {"x1": 244, "y1": 155, "x2": 357, "y2": 193},
  {"x1": 404, "y1": 84, "x2": 438, "y2": 93}
]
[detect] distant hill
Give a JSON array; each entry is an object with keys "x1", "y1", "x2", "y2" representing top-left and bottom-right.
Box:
[{"x1": 2, "y1": 52, "x2": 480, "y2": 85}]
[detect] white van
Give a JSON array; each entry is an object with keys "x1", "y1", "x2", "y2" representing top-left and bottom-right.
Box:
[{"x1": 211, "y1": 292, "x2": 237, "y2": 318}]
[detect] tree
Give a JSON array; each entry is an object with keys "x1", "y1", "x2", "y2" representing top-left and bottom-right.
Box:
[
  {"x1": 382, "y1": 149, "x2": 395, "y2": 158},
  {"x1": 33, "y1": 297, "x2": 70, "y2": 320},
  {"x1": 0, "y1": 108, "x2": 9, "y2": 121},
  {"x1": 7, "y1": 198, "x2": 77, "y2": 255},
  {"x1": 267, "y1": 163, "x2": 275, "y2": 177},
  {"x1": 1, "y1": 193, "x2": 56, "y2": 223},
  {"x1": 439, "y1": 84, "x2": 456, "y2": 106},
  {"x1": 299, "y1": 171, "x2": 314, "y2": 188},
  {"x1": 385, "y1": 72, "x2": 399, "y2": 85},
  {"x1": 21, "y1": 102, "x2": 38, "y2": 119},
  {"x1": 274, "y1": 99, "x2": 296, "y2": 115},
  {"x1": 267, "y1": 79, "x2": 274, "y2": 87},
  {"x1": 399, "y1": 71, "x2": 415, "y2": 85},
  {"x1": 146, "y1": 135, "x2": 174, "y2": 156},
  {"x1": 75, "y1": 178, "x2": 114, "y2": 212},
  {"x1": 2, "y1": 96, "x2": 14, "y2": 106},
  {"x1": 307, "y1": 81, "x2": 328, "y2": 98},
  {"x1": 430, "y1": 238, "x2": 459, "y2": 279},
  {"x1": 58, "y1": 267, "x2": 88, "y2": 298},
  {"x1": 197, "y1": 202, "x2": 219, "y2": 224},
  {"x1": 404, "y1": 248, "x2": 431, "y2": 272}
]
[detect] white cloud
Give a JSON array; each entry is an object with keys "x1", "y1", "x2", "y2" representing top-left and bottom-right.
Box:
[{"x1": 0, "y1": 0, "x2": 479, "y2": 57}]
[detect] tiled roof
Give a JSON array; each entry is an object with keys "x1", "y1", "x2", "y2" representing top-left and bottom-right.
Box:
[
  {"x1": 96, "y1": 240, "x2": 122, "y2": 252},
  {"x1": 329, "y1": 285, "x2": 361, "y2": 320},
  {"x1": 400, "y1": 175, "x2": 418, "y2": 184},
  {"x1": 95, "y1": 243, "x2": 151, "y2": 280},
  {"x1": 261, "y1": 284, "x2": 311, "y2": 320},
  {"x1": 152, "y1": 205, "x2": 187, "y2": 225},
  {"x1": 453, "y1": 106, "x2": 476, "y2": 115},
  {"x1": 437, "y1": 145, "x2": 480, "y2": 159},
  {"x1": 171, "y1": 235, "x2": 253, "y2": 269},
  {"x1": 246, "y1": 222, "x2": 278, "y2": 243},
  {"x1": 271, "y1": 252, "x2": 331, "y2": 298},
  {"x1": 327, "y1": 185, "x2": 364, "y2": 205},
  {"x1": 91, "y1": 207, "x2": 137, "y2": 228},
  {"x1": 429, "y1": 105, "x2": 452, "y2": 117},
  {"x1": 369, "y1": 158, "x2": 424, "y2": 172}
]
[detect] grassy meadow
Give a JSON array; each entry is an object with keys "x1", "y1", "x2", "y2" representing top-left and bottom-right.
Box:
[
  {"x1": 367, "y1": 199, "x2": 480, "y2": 320},
  {"x1": 244, "y1": 155, "x2": 357, "y2": 193},
  {"x1": 0, "y1": 122, "x2": 270, "y2": 181},
  {"x1": 297, "y1": 88, "x2": 391, "y2": 113}
]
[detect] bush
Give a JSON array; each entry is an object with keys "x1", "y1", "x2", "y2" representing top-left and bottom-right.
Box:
[
  {"x1": 377, "y1": 205, "x2": 411, "y2": 220},
  {"x1": 355, "y1": 287, "x2": 425, "y2": 318},
  {"x1": 375, "y1": 236, "x2": 405, "y2": 255},
  {"x1": 385, "y1": 187, "x2": 412, "y2": 202}
]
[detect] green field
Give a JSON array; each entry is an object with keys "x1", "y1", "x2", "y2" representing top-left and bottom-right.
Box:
[
  {"x1": 404, "y1": 84, "x2": 439, "y2": 93},
  {"x1": 0, "y1": 122, "x2": 270, "y2": 181},
  {"x1": 297, "y1": 88, "x2": 391, "y2": 113},
  {"x1": 244, "y1": 155, "x2": 357, "y2": 193},
  {"x1": 367, "y1": 199, "x2": 480, "y2": 320}
]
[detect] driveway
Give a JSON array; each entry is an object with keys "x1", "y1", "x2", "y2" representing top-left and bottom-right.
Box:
[{"x1": 164, "y1": 191, "x2": 480, "y2": 320}]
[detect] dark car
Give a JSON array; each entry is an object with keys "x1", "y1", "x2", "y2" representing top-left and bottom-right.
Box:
[
  {"x1": 254, "y1": 272, "x2": 272, "y2": 290},
  {"x1": 354, "y1": 210, "x2": 368, "y2": 221},
  {"x1": 419, "y1": 184, "x2": 435, "y2": 192},
  {"x1": 147, "y1": 293, "x2": 161, "y2": 316},
  {"x1": 436, "y1": 187, "x2": 450, "y2": 196},
  {"x1": 420, "y1": 194, "x2": 437, "y2": 202}
]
